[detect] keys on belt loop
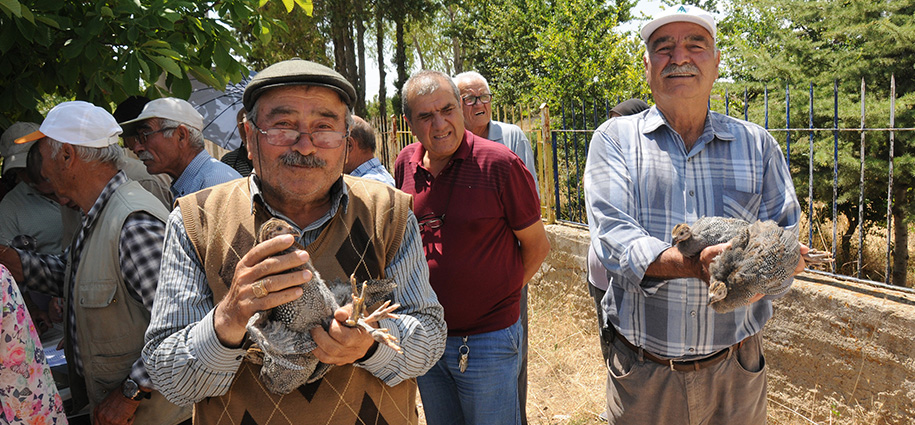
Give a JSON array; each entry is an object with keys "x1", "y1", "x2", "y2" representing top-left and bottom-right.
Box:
[{"x1": 458, "y1": 336, "x2": 470, "y2": 373}]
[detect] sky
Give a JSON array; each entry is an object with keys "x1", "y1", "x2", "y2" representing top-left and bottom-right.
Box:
[{"x1": 362, "y1": 0, "x2": 665, "y2": 99}]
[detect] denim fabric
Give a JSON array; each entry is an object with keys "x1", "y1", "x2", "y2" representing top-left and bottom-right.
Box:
[{"x1": 418, "y1": 318, "x2": 523, "y2": 425}]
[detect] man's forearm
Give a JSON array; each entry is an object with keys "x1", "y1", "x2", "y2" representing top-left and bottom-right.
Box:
[{"x1": 0, "y1": 245, "x2": 23, "y2": 282}]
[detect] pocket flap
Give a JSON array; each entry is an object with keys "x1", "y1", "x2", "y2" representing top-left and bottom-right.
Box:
[{"x1": 78, "y1": 280, "x2": 118, "y2": 308}]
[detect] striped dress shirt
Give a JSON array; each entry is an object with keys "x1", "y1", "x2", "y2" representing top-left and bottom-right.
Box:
[
  {"x1": 143, "y1": 176, "x2": 446, "y2": 406},
  {"x1": 584, "y1": 106, "x2": 801, "y2": 359}
]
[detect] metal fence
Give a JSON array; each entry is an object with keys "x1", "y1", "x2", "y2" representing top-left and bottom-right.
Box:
[{"x1": 371, "y1": 78, "x2": 913, "y2": 289}]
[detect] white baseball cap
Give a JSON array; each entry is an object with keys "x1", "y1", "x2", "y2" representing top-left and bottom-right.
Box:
[
  {"x1": 15, "y1": 101, "x2": 122, "y2": 148},
  {"x1": 1, "y1": 122, "x2": 40, "y2": 174},
  {"x1": 640, "y1": 4, "x2": 716, "y2": 42},
  {"x1": 118, "y1": 97, "x2": 204, "y2": 136}
]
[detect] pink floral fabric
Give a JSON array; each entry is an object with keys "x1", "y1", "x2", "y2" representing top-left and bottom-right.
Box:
[{"x1": 1, "y1": 265, "x2": 67, "y2": 424}]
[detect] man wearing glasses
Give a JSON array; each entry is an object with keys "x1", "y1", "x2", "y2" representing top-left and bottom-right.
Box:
[
  {"x1": 453, "y1": 70, "x2": 539, "y2": 424},
  {"x1": 119, "y1": 97, "x2": 241, "y2": 198},
  {"x1": 395, "y1": 70, "x2": 550, "y2": 425},
  {"x1": 143, "y1": 59, "x2": 446, "y2": 423}
]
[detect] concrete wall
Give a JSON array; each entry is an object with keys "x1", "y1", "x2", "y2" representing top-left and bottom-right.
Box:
[{"x1": 536, "y1": 224, "x2": 915, "y2": 424}]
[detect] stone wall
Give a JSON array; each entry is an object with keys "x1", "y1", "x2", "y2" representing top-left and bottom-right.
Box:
[{"x1": 535, "y1": 224, "x2": 915, "y2": 424}]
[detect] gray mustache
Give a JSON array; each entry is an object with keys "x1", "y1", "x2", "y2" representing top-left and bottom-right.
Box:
[
  {"x1": 137, "y1": 152, "x2": 154, "y2": 162},
  {"x1": 279, "y1": 151, "x2": 326, "y2": 168},
  {"x1": 661, "y1": 63, "x2": 700, "y2": 77}
]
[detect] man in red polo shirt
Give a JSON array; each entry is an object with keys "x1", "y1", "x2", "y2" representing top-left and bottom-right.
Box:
[{"x1": 394, "y1": 70, "x2": 550, "y2": 425}]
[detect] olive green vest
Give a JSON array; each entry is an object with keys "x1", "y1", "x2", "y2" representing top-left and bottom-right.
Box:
[
  {"x1": 178, "y1": 175, "x2": 418, "y2": 425},
  {"x1": 65, "y1": 180, "x2": 190, "y2": 424}
]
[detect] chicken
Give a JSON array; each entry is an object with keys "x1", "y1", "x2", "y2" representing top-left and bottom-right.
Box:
[
  {"x1": 245, "y1": 218, "x2": 402, "y2": 395},
  {"x1": 671, "y1": 217, "x2": 833, "y2": 313}
]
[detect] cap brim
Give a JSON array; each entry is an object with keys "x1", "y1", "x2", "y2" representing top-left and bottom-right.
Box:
[{"x1": 14, "y1": 130, "x2": 45, "y2": 144}]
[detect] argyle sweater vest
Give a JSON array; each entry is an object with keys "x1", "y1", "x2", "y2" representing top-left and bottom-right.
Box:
[{"x1": 178, "y1": 176, "x2": 418, "y2": 425}]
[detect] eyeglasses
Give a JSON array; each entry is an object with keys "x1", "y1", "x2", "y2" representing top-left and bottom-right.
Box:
[
  {"x1": 250, "y1": 122, "x2": 347, "y2": 148},
  {"x1": 418, "y1": 213, "x2": 445, "y2": 231},
  {"x1": 461, "y1": 94, "x2": 493, "y2": 106},
  {"x1": 137, "y1": 127, "x2": 176, "y2": 144}
]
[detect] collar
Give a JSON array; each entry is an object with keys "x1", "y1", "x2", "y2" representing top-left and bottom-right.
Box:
[
  {"x1": 247, "y1": 173, "x2": 349, "y2": 225},
  {"x1": 170, "y1": 150, "x2": 211, "y2": 195},
  {"x1": 82, "y1": 170, "x2": 129, "y2": 230},
  {"x1": 642, "y1": 106, "x2": 736, "y2": 151},
  {"x1": 486, "y1": 120, "x2": 503, "y2": 143}
]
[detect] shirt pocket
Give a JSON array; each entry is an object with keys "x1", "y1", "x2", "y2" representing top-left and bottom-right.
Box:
[
  {"x1": 722, "y1": 189, "x2": 762, "y2": 222},
  {"x1": 78, "y1": 279, "x2": 118, "y2": 308}
]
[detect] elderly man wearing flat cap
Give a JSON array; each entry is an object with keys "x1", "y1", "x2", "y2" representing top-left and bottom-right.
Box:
[
  {"x1": 584, "y1": 5, "x2": 805, "y2": 424},
  {"x1": 0, "y1": 101, "x2": 191, "y2": 425},
  {"x1": 143, "y1": 59, "x2": 446, "y2": 424},
  {"x1": 119, "y1": 97, "x2": 241, "y2": 198}
]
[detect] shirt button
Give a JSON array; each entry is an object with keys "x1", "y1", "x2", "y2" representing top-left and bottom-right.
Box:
[
  {"x1": 689, "y1": 190, "x2": 695, "y2": 196},
  {"x1": 236, "y1": 355, "x2": 243, "y2": 361},
  {"x1": 688, "y1": 347, "x2": 695, "y2": 352},
  {"x1": 690, "y1": 310, "x2": 697, "y2": 317}
]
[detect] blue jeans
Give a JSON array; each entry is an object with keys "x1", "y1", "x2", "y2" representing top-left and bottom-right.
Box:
[{"x1": 418, "y1": 318, "x2": 523, "y2": 425}]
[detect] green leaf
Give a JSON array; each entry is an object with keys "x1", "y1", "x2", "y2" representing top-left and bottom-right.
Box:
[
  {"x1": 151, "y1": 48, "x2": 181, "y2": 58},
  {"x1": 147, "y1": 54, "x2": 182, "y2": 77},
  {"x1": 258, "y1": 0, "x2": 269, "y2": 7},
  {"x1": 141, "y1": 39, "x2": 172, "y2": 49},
  {"x1": 0, "y1": 20, "x2": 16, "y2": 53},
  {"x1": 188, "y1": 66, "x2": 223, "y2": 90},
  {"x1": 101, "y1": 6, "x2": 113, "y2": 18},
  {"x1": 213, "y1": 42, "x2": 233, "y2": 71},
  {"x1": 171, "y1": 74, "x2": 191, "y2": 99},
  {"x1": 0, "y1": 0, "x2": 22, "y2": 17},
  {"x1": 281, "y1": 0, "x2": 294, "y2": 13},
  {"x1": 125, "y1": 55, "x2": 141, "y2": 92},
  {"x1": 35, "y1": 16, "x2": 61, "y2": 30},
  {"x1": 127, "y1": 25, "x2": 138, "y2": 42},
  {"x1": 293, "y1": 0, "x2": 312, "y2": 16}
]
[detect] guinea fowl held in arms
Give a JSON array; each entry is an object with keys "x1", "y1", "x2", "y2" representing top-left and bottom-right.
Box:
[
  {"x1": 245, "y1": 218, "x2": 402, "y2": 395},
  {"x1": 671, "y1": 217, "x2": 833, "y2": 313}
]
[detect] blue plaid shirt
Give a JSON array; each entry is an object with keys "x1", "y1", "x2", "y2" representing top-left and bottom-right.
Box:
[
  {"x1": 350, "y1": 157, "x2": 395, "y2": 187},
  {"x1": 19, "y1": 171, "x2": 165, "y2": 388},
  {"x1": 584, "y1": 106, "x2": 801, "y2": 358}
]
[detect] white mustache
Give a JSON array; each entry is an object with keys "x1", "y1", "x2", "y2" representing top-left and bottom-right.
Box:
[
  {"x1": 661, "y1": 63, "x2": 700, "y2": 77},
  {"x1": 137, "y1": 152, "x2": 154, "y2": 161}
]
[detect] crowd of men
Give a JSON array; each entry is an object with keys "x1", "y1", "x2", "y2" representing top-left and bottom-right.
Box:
[{"x1": 0, "y1": 4, "x2": 810, "y2": 425}]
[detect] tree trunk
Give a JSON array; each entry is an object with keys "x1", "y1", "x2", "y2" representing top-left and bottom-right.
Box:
[
  {"x1": 840, "y1": 213, "x2": 857, "y2": 276},
  {"x1": 891, "y1": 186, "x2": 909, "y2": 287},
  {"x1": 355, "y1": 0, "x2": 367, "y2": 117},
  {"x1": 412, "y1": 37, "x2": 426, "y2": 70},
  {"x1": 393, "y1": 16, "x2": 407, "y2": 116},
  {"x1": 376, "y1": 3, "x2": 387, "y2": 122},
  {"x1": 449, "y1": 4, "x2": 463, "y2": 74}
]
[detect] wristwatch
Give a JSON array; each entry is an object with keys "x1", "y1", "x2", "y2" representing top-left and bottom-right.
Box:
[{"x1": 121, "y1": 378, "x2": 151, "y2": 401}]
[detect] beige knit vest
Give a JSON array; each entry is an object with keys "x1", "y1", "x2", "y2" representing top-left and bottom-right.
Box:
[{"x1": 178, "y1": 176, "x2": 418, "y2": 425}]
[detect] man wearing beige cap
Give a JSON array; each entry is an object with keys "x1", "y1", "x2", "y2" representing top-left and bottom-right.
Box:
[
  {"x1": 120, "y1": 97, "x2": 241, "y2": 198},
  {"x1": 0, "y1": 101, "x2": 191, "y2": 425},
  {"x1": 584, "y1": 5, "x2": 804, "y2": 424},
  {"x1": 144, "y1": 59, "x2": 446, "y2": 424}
]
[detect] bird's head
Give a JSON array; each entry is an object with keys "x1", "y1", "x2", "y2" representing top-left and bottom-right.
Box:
[
  {"x1": 708, "y1": 280, "x2": 728, "y2": 304},
  {"x1": 671, "y1": 223, "x2": 693, "y2": 245}
]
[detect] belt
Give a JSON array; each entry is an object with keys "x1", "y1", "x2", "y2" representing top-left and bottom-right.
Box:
[{"x1": 608, "y1": 327, "x2": 745, "y2": 372}]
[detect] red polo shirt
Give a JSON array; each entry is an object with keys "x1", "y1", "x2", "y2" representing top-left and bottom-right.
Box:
[{"x1": 395, "y1": 130, "x2": 541, "y2": 335}]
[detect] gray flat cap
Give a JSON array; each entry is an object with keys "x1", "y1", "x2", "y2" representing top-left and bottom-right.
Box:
[{"x1": 243, "y1": 59, "x2": 356, "y2": 110}]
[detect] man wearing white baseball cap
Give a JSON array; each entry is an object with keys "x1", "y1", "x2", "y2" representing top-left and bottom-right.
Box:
[
  {"x1": 0, "y1": 100, "x2": 191, "y2": 425},
  {"x1": 585, "y1": 5, "x2": 803, "y2": 424},
  {"x1": 119, "y1": 97, "x2": 241, "y2": 198}
]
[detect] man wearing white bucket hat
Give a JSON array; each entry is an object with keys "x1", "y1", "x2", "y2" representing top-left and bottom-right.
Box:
[
  {"x1": 585, "y1": 5, "x2": 804, "y2": 424},
  {"x1": 0, "y1": 101, "x2": 191, "y2": 425},
  {"x1": 119, "y1": 97, "x2": 241, "y2": 198}
]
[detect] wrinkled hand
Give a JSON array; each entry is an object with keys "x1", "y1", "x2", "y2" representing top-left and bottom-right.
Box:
[
  {"x1": 310, "y1": 305, "x2": 376, "y2": 365},
  {"x1": 697, "y1": 242, "x2": 731, "y2": 284},
  {"x1": 213, "y1": 233, "x2": 311, "y2": 347},
  {"x1": 93, "y1": 388, "x2": 141, "y2": 425}
]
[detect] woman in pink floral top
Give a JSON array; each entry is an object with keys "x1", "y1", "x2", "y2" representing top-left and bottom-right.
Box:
[{"x1": 1, "y1": 264, "x2": 67, "y2": 424}]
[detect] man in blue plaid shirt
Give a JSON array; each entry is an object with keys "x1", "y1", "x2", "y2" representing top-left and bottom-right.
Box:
[
  {"x1": 585, "y1": 5, "x2": 809, "y2": 424},
  {"x1": 0, "y1": 101, "x2": 190, "y2": 425}
]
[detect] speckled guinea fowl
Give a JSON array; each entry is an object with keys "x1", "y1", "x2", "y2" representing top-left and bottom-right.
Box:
[
  {"x1": 246, "y1": 218, "x2": 402, "y2": 395},
  {"x1": 671, "y1": 217, "x2": 833, "y2": 313}
]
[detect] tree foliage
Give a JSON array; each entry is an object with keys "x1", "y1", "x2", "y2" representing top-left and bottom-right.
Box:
[{"x1": 0, "y1": 0, "x2": 309, "y2": 127}]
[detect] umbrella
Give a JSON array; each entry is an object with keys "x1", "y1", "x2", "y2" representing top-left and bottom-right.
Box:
[{"x1": 187, "y1": 72, "x2": 255, "y2": 150}]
